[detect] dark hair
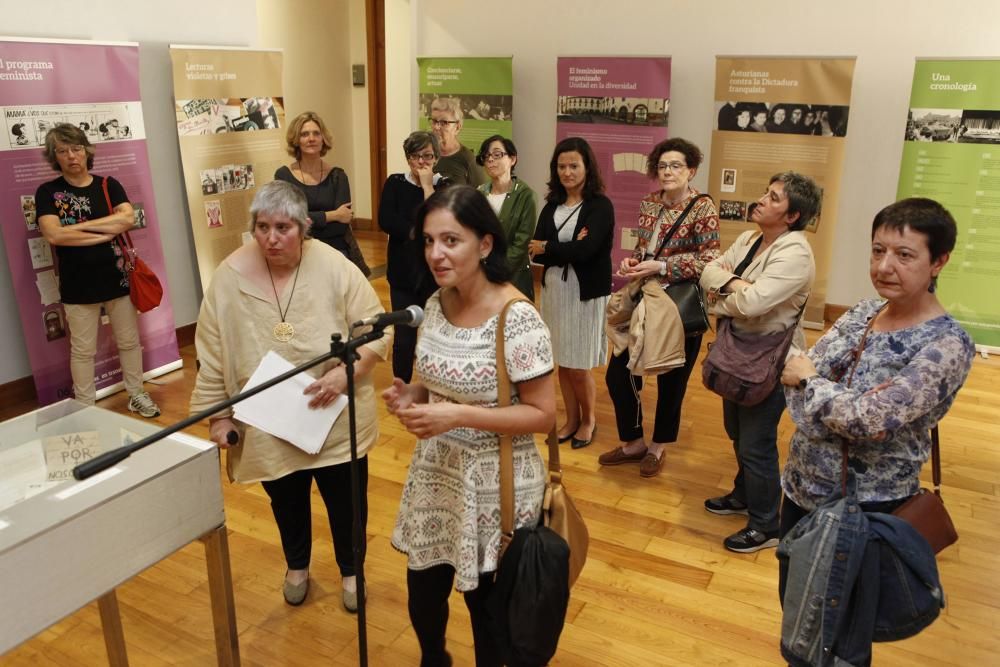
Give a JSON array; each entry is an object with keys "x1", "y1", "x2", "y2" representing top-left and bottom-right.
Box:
[
  {"x1": 871, "y1": 198, "x2": 957, "y2": 262},
  {"x1": 476, "y1": 134, "x2": 517, "y2": 167},
  {"x1": 545, "y1": 137, "x2": 604, "y2": 204},
  {"x1": 645, "y1": 137, "x2": 704, "y2": 179},
  {"x1": 403, "y1": 130, "x2": 440, "y2": 159},
  {"x1": 769, "y1": 171, "x2": 822, "y2": 231},
  {"x1": 42, "y1": 123, "x2": 95, "y2": 171},
  {"x1": 415, "y1": 185, "x2": 511, "y2": 284}
]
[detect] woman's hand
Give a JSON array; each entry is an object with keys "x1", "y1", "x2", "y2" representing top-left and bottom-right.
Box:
[
  {"x1": 528, "y1": 239, "x2": 546, "y2": 258},
  {"x1": 415, "y1": 164, "x2": 435, "y2": 194},
  {"x1": 303, "y1": 366, "x2": 348, "y2": 409},
  {"x1": 617, "y1": 256, "x2": 639, "y2": 276},
  {"x1": 781, "y1": 354, "x2": 818, "y2": 387},
  {"x1": 382, "y1": 378, "x2": 421, "y2": 414},
  {"x1": 622, "y1": 259, "x2": 663, "y2": 280},
  {"x1": 209, "y1": 417, "x2": 239, "y2": 449},
  {"x1": 394, "y1": 402, "x2": 462, "y2": 439},
  {"x1": 575, "y1": 227, "x2": 589, "y2": 241},
  {"x1": 328, "y1": 202, "x2": 353, "y2": 224}
]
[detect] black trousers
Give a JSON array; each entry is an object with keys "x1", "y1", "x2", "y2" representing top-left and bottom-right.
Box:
[
  {"x1": 407, "y1": 564, "x2": 501, "y2": 667},
  {"x1": 260, "y1": 457, "x2": 368, "y2": 575},
  {"x1": 389, "y1": 285, "x2": 430, "y2": 383},
  {"x1": 604, "y1": 333, "x2": 703, "y2": 443}
]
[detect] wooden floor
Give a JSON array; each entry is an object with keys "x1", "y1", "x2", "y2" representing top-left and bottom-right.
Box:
[{"x1": 4, "y1": 232, "x2": 1000, "y2": 666}]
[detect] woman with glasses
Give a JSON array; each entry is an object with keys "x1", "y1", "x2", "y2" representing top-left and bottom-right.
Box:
[
  {"x1": 599, "y1": 138, "x2": 720, "y2": 478},
  {"x1": 476, "y1": 135, "x2": 537, "y2": 300},
  {"x1": 274, "y1": 111, "x2": 371, "y2": 276},
  {"x1": 428, "y1": 97, "x2": 486, "y2": 186},
  {"x1": 34, "y1": 123, "x2": 161, "y2": 417},
  {"x1": 378, "y1": 131, "x2": 451, "y2": 382},
  {"x1": 529, "y1": 136, "x2": 614, "y2": 451}
]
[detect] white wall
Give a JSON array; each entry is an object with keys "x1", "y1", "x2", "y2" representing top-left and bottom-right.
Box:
[
  {"x1": 0, "y1": 1, "x2": 257, "y2": 384},
  {"x1": 411, "y1": 0, "x2": 1000, "y2": 308},
  {"x1": 386, "y1": 0, "x2": 414, "y2": 177}
]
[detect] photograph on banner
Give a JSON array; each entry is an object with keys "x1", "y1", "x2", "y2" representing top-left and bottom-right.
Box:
[
  {"x1": 416, "y1": 57, "x2": 513, "y2": 154},
  {"x1": 0, "y1": 38, "x2": 180, "y2": 405},
  {"x1": 170, "y1": 47, "x2": 286, "y2": 290},
  {"x1": 896, "y1": 59, "x2": 1000, "y2": 348},
  {"x1": 555, "y1": 57, "x2": 671, "y2": 288},
  {"x1": 707, "y1": 57, "x2": 856, "y2": 325},
  {"x1": 175, "y1": 96, "x2": 285, "y2": 135},
  {"x1": 3, "y1": 102, "x2": 142, "y2": 150}
]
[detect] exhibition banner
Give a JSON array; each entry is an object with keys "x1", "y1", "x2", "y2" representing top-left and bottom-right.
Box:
[
  {"x1": 0, "y1": 37, "x2": 181, "y2": 406},
  {"x1": 417, "y1": 57, "x2": 513, "y2": 152},
  {"x1": 169, "y1": 46, "x2": 286, "y2": 290},
  {"x1": 896, "y1": 59, "x2": 1000, "y2": 349},
  {"x1": 556, "y1": 56, "x2": 671, "y2": 287},
  {"x1": 708, "y1": 57, "x2": 856, "y2": 326}
]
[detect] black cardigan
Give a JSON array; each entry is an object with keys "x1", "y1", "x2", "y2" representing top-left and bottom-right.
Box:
[{"x1": 533, "y1": 194, "x2": 614, "y2": 301}]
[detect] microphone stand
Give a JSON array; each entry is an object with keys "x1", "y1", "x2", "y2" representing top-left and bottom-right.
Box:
[{"x1": 73, "y1": 327, "x2": 385, "y2": 666}]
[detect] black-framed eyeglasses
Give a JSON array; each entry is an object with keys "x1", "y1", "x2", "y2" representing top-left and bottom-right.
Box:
[
  {"x1": 408, "y1": 151, "x2": 436, "y2": 162},
  {"x1": 428, "y1": 118, "x2": 459, "y2": 128},
  {"x1": 482, "y1": 151, "x2": 508, "y2": 161}
]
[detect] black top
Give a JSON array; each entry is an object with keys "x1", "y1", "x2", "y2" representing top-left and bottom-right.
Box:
[
  {"x1": 273, "y1": 165, "x2": 351, "y2": 254},
  {"x1": 35, "y1": 175, "x2": 130, "y2": 304},
  {"x1": 533, "y1": 194, "x2": 615, "y2": 301},
  {"x1": 378, "y1": 173, "x2": 449, "y2": 295}
]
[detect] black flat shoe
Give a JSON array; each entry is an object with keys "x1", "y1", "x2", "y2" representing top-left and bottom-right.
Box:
[
  {"x1": 557, "y1": 430, "x2": 578, "y2": 444},
  {"x1": 571, "y1": 427, "x2": 596, "y2": 450}
]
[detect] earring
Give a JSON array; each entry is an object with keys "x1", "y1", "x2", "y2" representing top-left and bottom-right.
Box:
[
  {"x1": 480, "y1": 255, "x2": 488, "y2": 265},
  {"x1": 928, "y1": 275, "x2": 938, "y2": 293}
]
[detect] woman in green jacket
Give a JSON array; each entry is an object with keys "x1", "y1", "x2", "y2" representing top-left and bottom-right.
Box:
[{"x1": 476, "y1": 135, "x2": 537, "y2": 300}]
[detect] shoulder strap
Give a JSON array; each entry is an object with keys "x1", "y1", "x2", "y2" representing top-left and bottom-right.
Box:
[
  {"x1": 496, "y1": 297, "x2": 558, "y2": 542},
  {"x1": 652, "y1": 193, "x2": 711, "y2": 261},
  {"x1": 102, "y1": 177, "x2": 133, "y2": 257}
]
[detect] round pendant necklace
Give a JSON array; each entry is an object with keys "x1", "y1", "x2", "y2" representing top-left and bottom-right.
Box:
[{"x1": 266, "y1": 257, "x2": 302, "y2": 342}]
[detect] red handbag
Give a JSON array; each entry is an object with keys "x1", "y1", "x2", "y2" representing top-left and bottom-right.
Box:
[{"x1": 102, "y1": 178, "x2": 163, "y2": 313}]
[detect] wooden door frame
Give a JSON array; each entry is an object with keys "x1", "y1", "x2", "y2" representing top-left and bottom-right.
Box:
[{"x1": 365, "y1": 0, "x2": 387, "y2": 232}]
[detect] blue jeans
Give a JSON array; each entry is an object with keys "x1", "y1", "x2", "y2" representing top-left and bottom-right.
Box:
[{"x1": 723, "y1": 384, "x2": 785, "y2": 533}]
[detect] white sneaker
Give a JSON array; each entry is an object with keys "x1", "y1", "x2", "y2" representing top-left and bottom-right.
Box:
[{"x1": 128, "y1": 391, "x2": 160, "y2": 418}]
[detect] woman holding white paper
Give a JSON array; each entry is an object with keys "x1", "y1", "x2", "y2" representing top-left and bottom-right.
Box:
[{"x1": 190, "y1": 180, "x2": 389, "y2": 611}]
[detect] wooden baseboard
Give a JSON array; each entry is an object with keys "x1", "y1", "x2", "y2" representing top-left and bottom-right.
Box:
[
  {"x1": 0, "y1": 322, "x2": 198, "y2": 407},
  {"x1": 353, "y1": 217, "x2": 376, "y2": 232},
  {"x1": 824, "y1": 303, "x2": 849, "y2": 325}
]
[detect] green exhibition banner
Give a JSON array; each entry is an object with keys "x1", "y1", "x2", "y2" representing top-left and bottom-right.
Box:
[
  {"x1": 416, "y1": 57, "x2": 513, "y2": 152},
  {"x1": 897, "y1": 59, "x2": 1000, "y2": 349}
]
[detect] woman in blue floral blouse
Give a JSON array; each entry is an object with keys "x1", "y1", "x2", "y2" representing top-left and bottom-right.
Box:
[{"x1": 778, "y1": 198, "x2": 975, "y2": 556}]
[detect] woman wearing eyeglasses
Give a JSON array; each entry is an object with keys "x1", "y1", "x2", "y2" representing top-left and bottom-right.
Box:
[
  {"x1": 428, "y1": 97, "x2": 486, "y2": 187},
  {"x1": 378, "y1": 131, "x2": 451, "y2": 382},
  {"x1": 599, "y1": 138, "x2": 720, "y2": 478},
  {"x1": 476, "y1": 135, "x2": 537, "y2": 300}
]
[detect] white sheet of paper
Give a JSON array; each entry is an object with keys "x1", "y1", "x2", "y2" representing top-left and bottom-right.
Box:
[
  {"x1": 28, "y1": 237, "x2": 53, "y2": 269},
  {"x1": 35, "y1": 270, "x2": 61, "y2": 305},
  {"x1": 233, "y1": 351, "x2": 345, "y2": 455},
  {"x1": 0, "y1": 440, "x2": 48, "y2": 512}
]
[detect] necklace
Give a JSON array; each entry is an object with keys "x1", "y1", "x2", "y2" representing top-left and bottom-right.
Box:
[
  {"x1": 265, "y1": 256, "x2": 302, "y2": 342},
  {"x1": 297, "y1": 160, "x2": 324, "y2": 184}
]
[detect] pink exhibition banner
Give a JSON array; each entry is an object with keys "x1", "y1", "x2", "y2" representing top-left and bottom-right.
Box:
[
  {"x1": 556, "y1": 57, "x2": 671, "y2": 289},
  {"x1": 0, "y1": 38, "x2": 181, "y2": 405}
]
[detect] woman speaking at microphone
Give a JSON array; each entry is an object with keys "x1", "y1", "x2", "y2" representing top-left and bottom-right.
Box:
[{"x1": 190, "y1": 180, "x2": 389, "y2": 611}]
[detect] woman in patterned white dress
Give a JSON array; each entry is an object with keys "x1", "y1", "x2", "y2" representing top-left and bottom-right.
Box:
[{"x1": 384, "y1": 185, "x2": 555, "y2": 667}]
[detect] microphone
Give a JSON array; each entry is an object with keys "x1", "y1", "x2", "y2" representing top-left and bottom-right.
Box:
[
  {"x1": 352, "y1": 305, "x2": 424, "y2": 331},
  {"x1": 226, "y1": 430, "x2": 240, "y2": 446}
]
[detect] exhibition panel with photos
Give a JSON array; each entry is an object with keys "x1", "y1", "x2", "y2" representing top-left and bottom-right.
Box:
[
  {"x1": 170, "y1": 46, "x2": 287, "y2": 290},
  {"x1": 708, "y1": 56, "x2": 856, "y2": 327},
  {"x1": 0, "y1": 37, "x2": 180, "y2": 406},
  {"x1": 556, "y1": 56, "x2": 671, "y2": 289},
  {"x1": 897, "y1": 58, "x2": 1000, "y2": 350}
]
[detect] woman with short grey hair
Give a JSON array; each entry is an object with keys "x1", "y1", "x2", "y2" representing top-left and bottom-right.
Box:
[
  {"x1": 428, "y1": 96, "x2": 485, "y2": 186},
  {"x1": 192, "y1": 179, "x2": 389, "y2": 611}
]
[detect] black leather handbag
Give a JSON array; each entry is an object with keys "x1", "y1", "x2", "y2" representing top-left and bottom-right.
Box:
[{"x1": 664, "y1": 281, "x2": 710, "y2": 337}]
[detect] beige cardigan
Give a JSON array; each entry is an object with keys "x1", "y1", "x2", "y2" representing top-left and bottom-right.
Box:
[
  {"x1": 190, "y1": 240, "x2": 390, "y2": 483},
  {"x1": 699, "y1": 230, "x2": 815, "y2": 356}
]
